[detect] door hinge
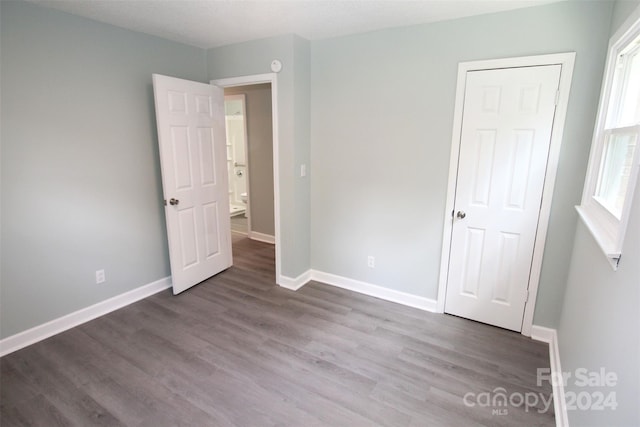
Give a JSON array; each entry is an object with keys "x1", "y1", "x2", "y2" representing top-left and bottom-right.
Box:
[{"x1": 554, "y1": 89, "x2": 560, "y2": 106}]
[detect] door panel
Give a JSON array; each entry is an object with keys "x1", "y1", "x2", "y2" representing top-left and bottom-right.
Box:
[
  {"x1": 461, "y1": 227, "x2": 485, "y2": 297},
  {"x1": 444, "y1": 65, "x2": 561, "y2": 331},
  {"x1": 153, "y1": 74, "x2": 232, "y2": 295}
]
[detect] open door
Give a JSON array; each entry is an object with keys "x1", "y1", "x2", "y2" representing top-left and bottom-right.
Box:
[{"x1": 152, "y1": 74, "x2": 232, "y2": 295}]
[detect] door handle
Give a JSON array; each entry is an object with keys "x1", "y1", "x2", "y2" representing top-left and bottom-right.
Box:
[
  {"x1": 169, "y1": 198, "x2": 179, "y2": 206},
  {"x1": 456, "y1": 210, "x2": 466, "y2": 219}
]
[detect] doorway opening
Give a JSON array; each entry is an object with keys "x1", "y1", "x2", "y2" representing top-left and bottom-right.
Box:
[
  {"x1": 225, "y1": 94, "x2": 249, "y2": 222},
  {"x1": 223, "y1": 83, "x2": 274, "y2": 245},
  {"x1": 213, "y1": 74, "x2": 281, "y2": 283}
]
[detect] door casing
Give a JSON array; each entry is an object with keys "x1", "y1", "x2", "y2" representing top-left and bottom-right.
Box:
[{"x1": 436, "y1": 53, "x2": 576, "y2": 337}]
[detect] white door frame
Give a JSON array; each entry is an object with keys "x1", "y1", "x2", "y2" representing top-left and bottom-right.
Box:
[
  {"x1": 211, "y1": 73, "x2": 282, "y2": 284},
  {"x1": 436, "y1": 53, "x2": 576, "y2": 336}
]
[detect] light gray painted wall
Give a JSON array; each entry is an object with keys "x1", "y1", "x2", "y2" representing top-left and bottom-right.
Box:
[
  {"x1": 0, "y1": 1, "x2": 207, "y2": 338},
  {"x1": 310, "y1": 1, "x2": 613, "y2": 326},
  {"x1": 207, "y1": 35, "x2": 311, "y2": 278},
  {"x1": 558, "y1": 199, "x2": 640, "y2": 426},
  {"x1": 292, "y1": 36, "x2": 312, "y2": 275},
  {"x1": 557, "y1": 2, "x2": 640, "y2": 425},
  {"x1": 224, "y1": 84, "x2": 275, "y2": 236},
  {"x1": 610, "y1": 0, "x2": 640, "y2": 30}
]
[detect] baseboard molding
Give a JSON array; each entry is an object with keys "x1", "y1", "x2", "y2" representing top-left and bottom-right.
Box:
[
  {"x1": 310, "y1": 270, "x2": 438, "y2": 312},
  {"x1": 531, "y1": 325, "x2": 568, "y2": 427},
  {"x1": 0, "y1": 276, "x2": 172, "y2": 357},
  {"x1": 278, "y1": 270, "x2": 311, "y2": 291},
  {"x1": 248, "y1": 231, "x2": 275, "y2": 244}
]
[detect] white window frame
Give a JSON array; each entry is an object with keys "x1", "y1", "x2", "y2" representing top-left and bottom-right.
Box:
[{"x1": 577, "y1": 9, "x2": 640, "y2": 270}]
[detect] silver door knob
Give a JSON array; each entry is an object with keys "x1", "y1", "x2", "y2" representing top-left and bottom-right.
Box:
[
  {"x1": 456, "y1": 211, "x2": 466, "y2": 219},
  {"x1": 169, "y1": 198, "x2": 179, "y2": 206}
]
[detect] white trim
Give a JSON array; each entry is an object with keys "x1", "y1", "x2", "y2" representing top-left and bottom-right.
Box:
[
  {"x1": 575, "y1": 205, "x2": 621, "y2": 269},
  {"x1": 279, "y1": 268, "x2": 439, "y2": 312},
  {"x1": 436, "y1": 53, "x2": 576, "y2": 338},
  {"x1": 311, "y1": 270, "x2": 438, "y2": 312},
  {"x1": 530, "y1": 324, "x2": 555, "y2": 343},
  {"x1": 0, "y1": 277, "x2": 172, "y2": 357},
  {"x1": 531, "y1": 325, "x2": 568, "y2": 427},
  {"x1": 279, "y1": 270, "x2": 311, "y2": 291},
  {"x1": 211, "y1": 74, "x2": 282, "y2": 286},
  {"x1": 249, "y1": 231, "x2": 275, "y2": 244}
]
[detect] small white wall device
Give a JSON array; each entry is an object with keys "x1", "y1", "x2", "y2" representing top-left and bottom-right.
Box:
[{"x1": 270, "y1": 59, "x2": 282, "y2": 73}]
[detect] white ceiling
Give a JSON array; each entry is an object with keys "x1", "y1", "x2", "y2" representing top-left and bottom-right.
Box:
[{"x1": 27, "y1": 0, "x2": 561, "y2": 49}]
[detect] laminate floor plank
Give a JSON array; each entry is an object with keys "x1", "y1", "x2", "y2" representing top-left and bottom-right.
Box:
[
  {"x1": 0, "y1": 363, "x2": 40, "y2": 412},
  {"x1": 2, "y1": 394, "x2": 75, "y2": 427},
  {"x1": 4, "y1": 351, "x2": 124, "y2": 426},
  {"x1": 1, "y1": 235, "x2": 554, "y2": 426},
  {"x1": 303, "y1": 340, "x2": 439, "y2": 401},
  {"x1": 196, "y1": 341, "x2": 382, "y2": 427},
  {"x1": 73, "y1": 329, "x2": 219, "y2": 427},
  {"x1": 250, "y1": 343, "x2": 410, "y2": 427}
]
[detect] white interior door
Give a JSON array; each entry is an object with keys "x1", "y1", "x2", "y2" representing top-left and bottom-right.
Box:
[
  {"x1": 444, "y1": 65, "x2": 561, "y2": 331},
  {"x1": 152, "y1": 74, "x2": 232, "y2": 295}
]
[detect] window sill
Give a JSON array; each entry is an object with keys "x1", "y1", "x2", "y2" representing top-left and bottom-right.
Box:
[{"x1": 575, "y1": 205, "x2": 621, "y2": 270}]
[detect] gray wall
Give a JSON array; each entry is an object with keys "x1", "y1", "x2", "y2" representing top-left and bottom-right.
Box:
[
  {"x1": 225, "y1": 84, "x2": 275, "y2": 236},
  {"x1": 558, "y1": 198, "x2": 640, "y2": 426},
  {"x1": 310, "y1": 1, "x2": 613, "y2": 326},
  {"x1": 292, "y1": 36, "x2": 312, "y2": 275},
  {"x1": 207, "y1": 35, "x2": 311, "y2": 278},
  {"x1": 0, "y1": 1, "x2": 207, "y2": 338},
  {"x1": 557, "y1": 2, "x2": 640, "y2": 425},
  {"x1": 611, "y1": 0, "x2": 640, "y2": 30}
]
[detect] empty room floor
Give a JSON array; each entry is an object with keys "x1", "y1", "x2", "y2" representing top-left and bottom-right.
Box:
[{"x1": 0, "y1": 235, "x2": 554, "y2": 426}]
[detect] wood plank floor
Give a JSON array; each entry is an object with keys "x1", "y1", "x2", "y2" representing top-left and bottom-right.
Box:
[
  {"x1": 230, "y1": 215, "x2": 248, "y2": 235},
  {"x1": 1, "y1": 234, "x2": 555, "y2": 426}
]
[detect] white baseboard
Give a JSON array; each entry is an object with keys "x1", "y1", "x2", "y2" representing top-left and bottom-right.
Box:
[
  {"x1": 0, "y1": 276, "x2": 172, "y2": 357},
  {"x1": 531, "y1": 325, "x2": 568, "y2": 427},
  {"x1": 310, "y1": 270, "x2": 438, "y2": 312},
  {"x1": 278, "y1": 270, "x2": 311, "y2": 291},
  {"x1": 278, "y1": 269, "x2": 438, "y2": 313},
  {"x1": 249, "y1": 231, "x2": 275, "y2": 244}
]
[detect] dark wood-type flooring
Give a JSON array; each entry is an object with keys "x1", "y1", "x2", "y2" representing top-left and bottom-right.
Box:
[
  {"x1": 1, "y1": 234, "x2": 555, "y2": 426},
  {"x1": 230, "y1": 214, "x2": 248, "y2": 235}
]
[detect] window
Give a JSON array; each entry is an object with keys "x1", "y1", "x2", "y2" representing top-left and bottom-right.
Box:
[{"x1": 577, "y1": 15, "x2": 640, "y2": 270}]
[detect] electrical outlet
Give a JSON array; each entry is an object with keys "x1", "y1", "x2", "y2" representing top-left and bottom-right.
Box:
[
  {"x1": 96, "y1": 269, "x2": 106, "y2": 284},
  {"x1": 367, "y1": 256, "x2": 375, "y2": 268},
  {"x1": 300, "y1": 164, "x2": 307, "y2": 177}
]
